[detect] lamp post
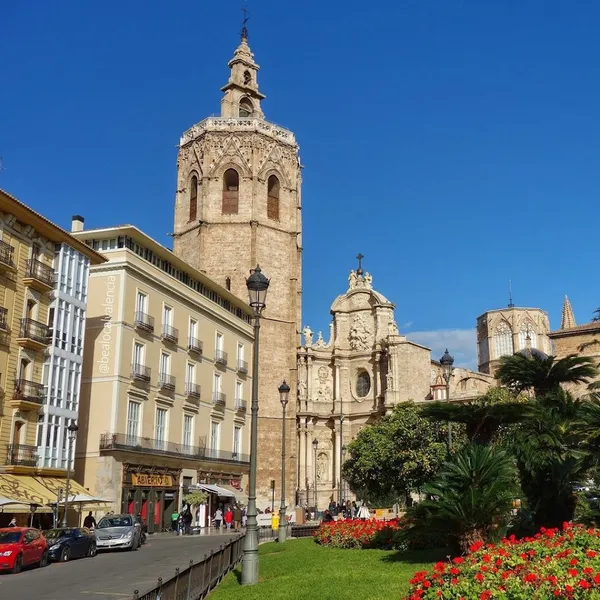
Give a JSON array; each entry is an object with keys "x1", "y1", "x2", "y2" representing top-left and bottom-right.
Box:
[
  {"x1": 62, "y1": 421, "x2": 79, "y2": 527},
  {"x1": 312, "y1": 438, "x2": 318, "y2": 518},
  {"x1": 342, "y1": 445, "x2": 347, "y2": 505},
  {"x1": 278, "y1": 380, "x2": 290, "y2": 544},
  {"x1": 338, "y1": 414, "x2": 344, "y2": 505},
  {"x1": 440, "y1": 349, "x2": 454, "y2": 453},
  {"x1": 241, "y1": 265, "x2": 270, "y2": 586}
]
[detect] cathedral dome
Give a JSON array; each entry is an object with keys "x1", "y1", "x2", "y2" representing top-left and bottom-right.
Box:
[{"x1": 516, "y1": 347, "x2": 549, "y2": 361}]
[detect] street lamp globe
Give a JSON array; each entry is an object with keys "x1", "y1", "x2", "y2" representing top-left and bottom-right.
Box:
[
  {"x1": 278, "y1": 380, "x2": 290, "y2": 408},
  {"x1": 246, "y1": 265, "x2": 270, "y2": 312},
  {"x1": 68, "y1": 422, "x2": 79, "y2": 440},
  {"x1": 440, "y1": 349, "x2": 454, "y2": 383},
  {"x1": 312, "y1": 438, "x2": 318, "y2": 451}
]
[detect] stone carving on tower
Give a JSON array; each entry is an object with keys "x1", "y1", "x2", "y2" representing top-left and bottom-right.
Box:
[{"x1": 172, "y1": 24, "x2": 302, "y2": 508}]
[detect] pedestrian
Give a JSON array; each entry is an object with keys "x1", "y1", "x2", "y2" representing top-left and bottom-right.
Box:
[
  {"x1": 322, "y1": 510, "x2": 334, "y2": 523},
  {"x1": 233, "y1": 504, "x2": 242, "y2": 531},
  {"x1": 171, "y1": 509, "x2": 179, "y2": 534},
  {"x1": 224, "y1": 507, "x2": 233, "y2": 531},
  {"x1": 241, "y1": 506, "x2": 247, "y2": 528},
  {"x1": 214, "y1": 507, "x2": 223, "y2": 532},
  {"x1": 8, "y1": 517, "x2": 16, "y2": 527},
  {"x1": 83, "y1": 511, "x2": 97, "y2": 529},
  {"x1": 184, "y1": 509, "x2": 193, "y2": 535}
]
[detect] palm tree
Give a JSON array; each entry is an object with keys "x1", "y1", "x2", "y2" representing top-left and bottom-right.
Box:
[
  {"x1": 576, "y1": 393, "x2": 600, "y2": 453},
  {"x1": 402, "y1": 444, "x2": 518, "y2": 553},
  {"x1": 421, "y1": 389, "x2": 527, "y2": 444},
  {"x1": 496, "y1": 352, "x2": 597, "y2": 397}
]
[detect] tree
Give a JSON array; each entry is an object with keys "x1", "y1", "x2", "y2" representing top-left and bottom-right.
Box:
[
  {"x1": 421, "y1": 387, "x2": 527, "y2": 444},
  {"x1": 182, "y1": 490, "x2": 207, "y2": 508},
  {"x1": 496, "y1": 352, "x2": 597, "y2": 397},
  {"x1": 342, "y1": 403, "x2": 452, "y2": 506},
  {"x1": 402, "y1": 444, "x2": 519, "y2": 553}
]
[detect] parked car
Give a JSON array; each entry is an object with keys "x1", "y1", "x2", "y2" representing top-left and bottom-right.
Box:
[
  {"x1": 0, "y1": 527, "x2": 48, "y2": 574},
  {"x1": 134, "y1": 515, "x2": 147, "y2": 545},
  {"x1": 45, "y1": 527, "x2": 97, "y2": 562},
  {"x1": 94, "y1": 514, "x2": 141, "y2": 551}
]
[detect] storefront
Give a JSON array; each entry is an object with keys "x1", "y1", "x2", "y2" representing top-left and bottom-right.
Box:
[{"x1": 120, "y1": 467, "x2": 180, "y2": 533}]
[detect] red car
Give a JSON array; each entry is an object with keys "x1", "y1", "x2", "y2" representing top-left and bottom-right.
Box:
[{"x1": 0, "y1": 527, "x2": 48, "y2": 574}]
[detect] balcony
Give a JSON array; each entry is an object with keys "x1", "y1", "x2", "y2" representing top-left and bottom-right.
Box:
[
  {"x1": 188, "y1": 336, "x2": 203, "y2": 355},
  {"x1": 158, "y1": 372, "x2": 176, "y2": 392},
  {"x1": 237, "y1": 359, "x2": 248, "y2": 375},
  {"x1": 23, "y1": 259, "x2": 55, "y2": 292},
  {"x1": 0, "y1": 240, "x2": 16, "y2": 272},
  {"x1": 215, "y1": 349, "x2": 228, "y2": 366},
  {"x1": 235, "y1": 398, "x2": 247, "y2": 412},
  {"x1": 131, "y1": 363, "x2": 151, "y2": 383},
  {"x1": 212, "y1": 392, "x2": 226, "y2": 408},
  {"x1": 6, "y1": 444, "x2": 38, "y2": 467},
  {"x1": 11, "y1": 379, "x2": 45, "y2": 410},
  {"x1": 99, "y1": 433, "x2": 249, "y2": 464},
  {"x1": 16, "y1": 318, "x2": 50, "y2": 350},
  {"x1": 185, "y1": 382, "x2": 201, "y2": 399},
  {"x1": 0, "y1": 307, "x2": 9, "y2": 331},
  {"x1": 161, "y1": 324, "x2": 179, "y2": 344},
  {"x1": 134, "y1": 311, "x2": 154, "y2": 333}
]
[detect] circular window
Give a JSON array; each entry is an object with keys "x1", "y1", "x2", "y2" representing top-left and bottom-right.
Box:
[{"x1": 355, "y1": 371, "x2": 371, "y2": 398}]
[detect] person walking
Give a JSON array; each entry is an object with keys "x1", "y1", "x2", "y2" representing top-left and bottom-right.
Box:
[
  {"x1": 233, "y1": 504, "x2": 242, "y2": 532},
  {"x1": 241, "y1": 506, "x2": 247, "y2": 528},
  {"x1": 171, "y1": 509, "x2": 179, "y2": 534},
  {"x1": 224, "y1": 507, "x2": 233, "y2": 531},
  {"x1": 8, "y1": 517, "x2": 16, "y2": 527},
  {"x1": 183, "y1": 509, "x2": 193, "y2": 535},
  {"x1": 83, "y1": 511, "x2": 97, "y2": 529},
  {"x1": 214, "y1": 507, "x2": 223, "y2": 532}
]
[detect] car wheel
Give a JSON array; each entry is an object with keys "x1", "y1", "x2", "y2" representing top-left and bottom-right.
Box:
[
  {"x1": 87, "y1": 543, "x2": 97, "y2": 558},
  {"x1": 39, "y1": 551, "x2": 49, "y2": 568},
  {"x1": 12, "y1": 555, "x2": 22, "y2": 574},
  {"x1": 61, "y1": 547, "x2": 71, "y2": 562}
]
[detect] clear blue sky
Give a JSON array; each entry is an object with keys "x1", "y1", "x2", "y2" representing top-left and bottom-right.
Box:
[{"x1": 3, "y1": 0, "x2": 599, "y2": 368}]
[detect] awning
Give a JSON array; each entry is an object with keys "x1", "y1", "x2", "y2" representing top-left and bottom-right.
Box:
[
  {"x1": 221, "y1": 485, "x2": 248, "y2": 504},
  {"x1": 197, "y1": 484, "x2": 236, "y2": 498},
  {"x1": 0, "y1": 474, "x2": 90, "y2": 513}
]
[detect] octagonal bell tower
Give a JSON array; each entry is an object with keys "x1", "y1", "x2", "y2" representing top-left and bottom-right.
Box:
[{"x1": 172, "y1": 27, "x2": 302, "y2": 508}]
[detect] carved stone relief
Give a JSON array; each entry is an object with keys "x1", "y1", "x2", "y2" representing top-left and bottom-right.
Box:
[
  {"x1": 349, "y1": 314, "x2": 372, "y2": 351},
  {"x1": 315, "y1": 366, "x2": 332, "y2": 402},
  {"x1": 316, "y1": 452, "x2": 328, "y2": 481}
]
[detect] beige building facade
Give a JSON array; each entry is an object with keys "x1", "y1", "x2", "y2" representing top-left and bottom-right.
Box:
[
  {"x1": 171, "y1": 33, "x2": 301, "y2": 507},
  {"x1": 72, "y1": 224, "x2": 254, "y2": 531},
  {"x1": 298, "y1": 267, "x2": 494, "y2": 509}
]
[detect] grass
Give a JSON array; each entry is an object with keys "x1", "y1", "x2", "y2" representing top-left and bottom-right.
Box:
[{"x1": 210, "y1": 538, "x2": 443, "y2": 600}]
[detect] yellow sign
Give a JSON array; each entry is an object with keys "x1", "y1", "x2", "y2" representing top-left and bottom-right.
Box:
[
  {"x1": 271, "y1": 514, "x2": 279, "y2": 530},
  {"x1": 132, "y1": 474, "x2": 173, "y2": 487}
]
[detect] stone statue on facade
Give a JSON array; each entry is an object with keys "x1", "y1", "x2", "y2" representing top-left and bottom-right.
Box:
[
  {"x1": 387, "y1": 320, "x2": 399, "y2": 336},
  {"x1": 298, "y1": 379, "x2": 307, "y2": 399},
  {"x1": 386, "y1": 371, "x2": 394, "y2": 391},
  {"x1": 364, "y1": 272, "x2": 373, "y2": 288},
  {"x1": 349, "y1": 314, "x2": 372, "y2": 351},
  {"x1": 348, "y1": 270, "x2": 358, "y2": 289},
  {"x1": 303, "y1": 325, "x2": 313, "y2": 347},
  {"x1": 316, "y1": 453, "x2": 327, "y2": 481}
]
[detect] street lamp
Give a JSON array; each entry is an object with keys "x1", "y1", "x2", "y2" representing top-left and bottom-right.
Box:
[
  {"x1": 312, "y1": 438, "x2": 319, "y2": 518},
  {"x1": 278, "y1": 380, "x2": 290, "y2": 544},
  {"x1": 241, "y1": 265, "x2": 270, "y2": 586},
  {"x1": 440, "y1": 349, "x2": 454, "y2": 452},
  {"x1": 62, "y1": 421, "x2": 79, "y2": 527},
  {"x1": 342, "y1": 445, "x2": 347, "y2": 505}
]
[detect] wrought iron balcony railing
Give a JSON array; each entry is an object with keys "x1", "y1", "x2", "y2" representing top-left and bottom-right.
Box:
[
  {"x1": 235, "y1": 398, "x2": 247, "y2": 412},
  {"x1": 186, "y1": 382, "x2": 201, "y2": 398},
  {"x1": 18, "y1": 318, "x2": 50, "y2": 344},
  {"x1": 25, "y1": 259, "x2": 55, "y2": 287},
  {"x1": 13, "y1": 379, "x2": 45, "y2": 403},
  {"x1": 188, "y1": 336, "x2": 203, "y2": 354},
  {"x1": 131, "y1": 363, "x2": 151, "y2": 382},
  {"x1": 6, "y1": 444, "x2": 38, "y2": 467},
  {"x1": 0, "y1": 307, "x2": 8, "y2": 331},
  {"x1": 212, "y1": 392, "x2": 226, "y2": 407},
  {"x1": 215, "y1": 349, "x2": 228, "y2": 366},
  {"x1": 0, "y1": 240, "x2": 15, "y2": 269},
  {"x1": 159, "y1": 373, "x2": 176, "y2": 391},
  {"x1": 134, "y1": 311, "x2": 154, "y2": 332},
  {"x1": 161, "y1": 324, "x2": 179, "y2": 344},
  {"x1": 237, "y1": 359, "x2": 248, "y2": 374}
]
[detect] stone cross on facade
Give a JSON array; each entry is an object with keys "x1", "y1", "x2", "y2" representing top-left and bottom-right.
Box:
[{"x1": 356, "y1": 253, "x2": 364, "y2": 276}]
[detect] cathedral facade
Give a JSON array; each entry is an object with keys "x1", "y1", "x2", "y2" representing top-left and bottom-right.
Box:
[
  {"x1": 297, "y1": 267, "x2": 494, "y2": 509},
  {"x1": 172, "y1": 32, "x2": 301, "y2": 507}
]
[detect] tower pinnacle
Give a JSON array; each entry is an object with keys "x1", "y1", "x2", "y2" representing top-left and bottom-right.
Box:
[
  {"x1": 561, "y1": 295, "x2": 577, "y2": 330},
  {"x1": 241, "y1": 6, "x2": 249, "y2": 41}
]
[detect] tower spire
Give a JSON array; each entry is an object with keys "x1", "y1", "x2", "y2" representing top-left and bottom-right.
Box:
[
  {"x1": 241, "y1": 6, "x2": 249, "y2": 41},
  {"x1": 508, "y1": 279, "x2": 514, "y2": 308},
  {"x1": 561, "y1": 295, "x2": 576, "y2": 330}
]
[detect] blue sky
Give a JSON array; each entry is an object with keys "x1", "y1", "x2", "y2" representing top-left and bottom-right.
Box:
[{"x1": 3, "y1": 0, "x2": 599, "y2": 369}]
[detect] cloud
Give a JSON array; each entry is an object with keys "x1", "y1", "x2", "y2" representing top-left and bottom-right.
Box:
[
  {"x1": 406, "y1": 328, "x2": 478, "y2": 371},
  {"x1": 401, "y1": 320, "x2": 413, "y2": 329}
]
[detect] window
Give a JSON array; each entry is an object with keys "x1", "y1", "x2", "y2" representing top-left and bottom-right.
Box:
[
  {"x1": 160, "y1": 352, "x2": 170, "y2": 383},
  {"x1": 233, "y1": 426, "x2": 241, "y2": 457},
  {"x1": 213, "y1": 372, "x2": 221, "y2": 393},
  {"x1": 216, "y1": 332, "x2": 223, "y2": 352},
  {"x1": 183, "y1": 414, "x2": 193, "y2": 452},
  {"x1": 519, "y1": 323, "x2": 537, "y2": 350},
  {"x1": 237, "y1": 343, "x2": 244, "y2": 363},
  {"x1": 356, "y1": 371, "x2": 371, "y2": 398},
  {"x1": 133, "y1": 342, "x2": 144, "y2": 366},
  {"x1": 494, "y1": 322, "x2": 513, "y2": 358},
  {"x1": 189, "y1": 175, "x2": 198, "y2": 221},
  {"x1": 127, "y1": 401, "x2": 141, "y2": 443},
  {"x1": 186, "y1": 362, "x2": 195, "y2": 385},
  {"x1": 162, "y1": 305, "x2": 172, "y2": 332},
  {"x1": 222, "y1": 169, "x2": 239, "y2": 214},
  {"x1": 155, "y1": 408, "x2": 167, "y2": 449},
  {"x1": 267, "y1": 175, "x2": 280, "y2": 220},
  {"x1": 189, "y1": 319, "x2": 198, "y2": 340},
  {"x1": 239, "y1": 97, "x2": 253, "y2": 117},
  {"x1": 236, "y1": 381, "x2": 243, "y2": 402},
  {"x1": 210, "y1": 421, "x2": 220, "y2": 454},
  {"x1": 225, "y1": 276, "x2": 231, "y2": 291},
  {"x1": 136, "y1": 291, "x2": 147, "y2": 315},
  {"x1": 243, "y1": 70, "x2": 252, "y2": 85}
]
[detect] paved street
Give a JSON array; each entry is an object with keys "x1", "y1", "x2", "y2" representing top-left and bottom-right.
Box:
[{"x1": 0, "y1": 532, "x2": 241, "y2": 600}]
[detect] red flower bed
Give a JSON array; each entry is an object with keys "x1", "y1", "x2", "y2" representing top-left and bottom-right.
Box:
[
  {"x1": 314, "y1": 518, "x2": 402, "y2": 549},
  {"x1": 404, "y1": 523, "x2": 600, "y2": 599}
]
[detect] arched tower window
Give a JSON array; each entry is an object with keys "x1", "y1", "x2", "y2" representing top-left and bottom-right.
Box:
[
  {"x1": 189, "y1": 175, "x2": 198, "y2": 221},
  {"x1": 267, "y1": 175, "x2": 280, "y2": 221},
  {"x1": 494, "y1": 321, "x2": 514, "y2": 358},
  {"x1": 519, "y1": 321, "x2": 537, "y2": 350},
  {"x1": 222, "y1": 169, "x2": 239, "y2": 215},
  {"x1": 239, "y1": 98, "x2": 253, "y2": 118},
  {"x1": 243, "y1": 70, "x2": 252, "y2": 85}
]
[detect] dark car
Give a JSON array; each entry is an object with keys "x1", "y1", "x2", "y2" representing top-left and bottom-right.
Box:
[
  {"x1": 0, "y1": 527, "x2": 48, "y2": 573},
  {"x1": 45, "y1": 528, "x2": 97, "y2": 562}
]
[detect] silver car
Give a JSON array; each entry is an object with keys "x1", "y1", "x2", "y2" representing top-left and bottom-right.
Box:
[{"x1": 94, "y1": 514, "x2": 141, "y2": 551}]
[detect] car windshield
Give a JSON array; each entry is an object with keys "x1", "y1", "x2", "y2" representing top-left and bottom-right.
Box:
[
  {"x1": 98, "y1": 516, "x2": 132, "y2": 528},
  {"x1": 0, "y1": 531, "x2": 22, "y2": 544},
  {"x1": 44, "y1": 529, "x2": 76, "y2": 539}
]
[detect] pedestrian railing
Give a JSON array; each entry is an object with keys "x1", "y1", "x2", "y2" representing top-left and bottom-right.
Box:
[
  {"x1": 290, "y1": 524, "x2": 320, "y2": 538},
  {"x1": 257, "y1": 524, "x2": 292, "y2": 543},
  {"x1": 132, "y1": 535, "x2": 244, "y2": 600}
]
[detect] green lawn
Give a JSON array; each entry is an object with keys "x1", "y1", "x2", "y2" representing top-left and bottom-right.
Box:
[{"x1": 210, "y1": 538, "x2": 443, "y2": 600}]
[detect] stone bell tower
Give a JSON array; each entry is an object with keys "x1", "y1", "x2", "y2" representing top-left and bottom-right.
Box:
[{"x1": 172, "y1": 26, "x2": 302, "y2": 507}]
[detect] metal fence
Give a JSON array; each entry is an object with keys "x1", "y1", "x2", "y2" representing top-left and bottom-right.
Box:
[
  {"x1": 132, "y1": 535, "x2": 244, "y2": 600},
  {"x1": 290, "y1": 524, "x2": 320, "y2": 538}
]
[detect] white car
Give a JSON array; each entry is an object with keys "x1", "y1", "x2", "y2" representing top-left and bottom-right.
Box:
[{"x1": 94, "y1": 514, "x2": 141, "y2": 551}]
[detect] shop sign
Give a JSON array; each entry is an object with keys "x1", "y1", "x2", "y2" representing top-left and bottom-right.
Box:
[{"x1": 132, "y1": 473, "x2": 173, "y2": 487}]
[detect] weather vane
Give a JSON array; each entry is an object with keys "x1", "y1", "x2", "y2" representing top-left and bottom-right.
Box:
[
  {"x1": 356, "y1": 253, "x2": 364, "y2": 276},
  {"x1": 241, "y1": 5, "x2": 249, "y2": 40}
]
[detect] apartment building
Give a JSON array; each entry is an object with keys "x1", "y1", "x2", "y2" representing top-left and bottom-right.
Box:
[
  {"x1": 71, "y1": 223, "x2": 253, "y2": 532},
  {"x1": 0, "y1": 189, "x2": 105, "y2": 525}
]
